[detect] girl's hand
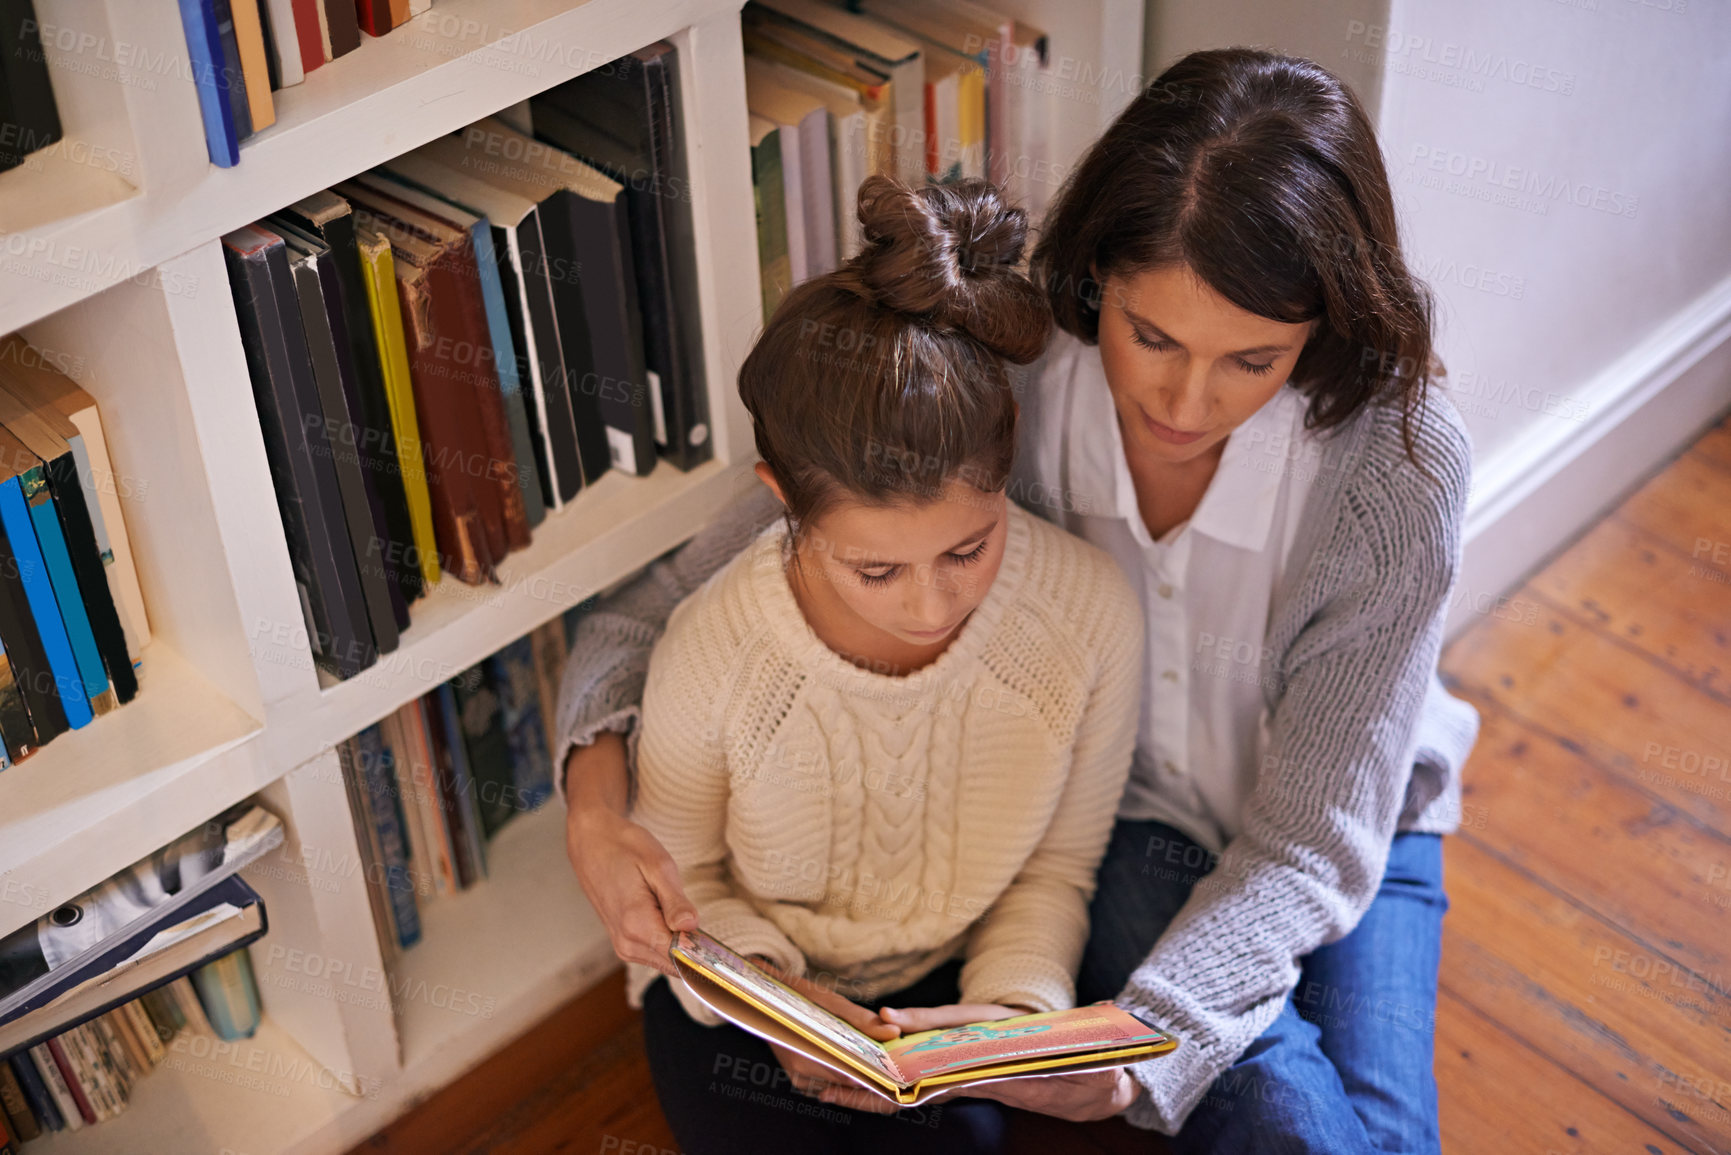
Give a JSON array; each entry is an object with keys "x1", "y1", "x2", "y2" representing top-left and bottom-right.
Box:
[
  {"x1": 877, "y1": 1002, "x2": 1033, "y2": 1033},
  {"x1": 562, "y1": 734, "x2": 698, "y2": 976}
]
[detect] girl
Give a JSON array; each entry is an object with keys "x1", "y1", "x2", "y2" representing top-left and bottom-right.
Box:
[
  {"x1": 560, "y1": 47, "x2": 1477, "y2": 1155},
  {"x1": 616, "y1": 176, "x2": 1144, "y2": 1154}
]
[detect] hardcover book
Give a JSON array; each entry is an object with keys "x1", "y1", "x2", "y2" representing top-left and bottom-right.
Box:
[
  {"x1": 670, "y1": 929, "x2": 1178, "y2": 1107},
  {"x1": 532, "y1": 42, "x2": 715, "y2": 471}
]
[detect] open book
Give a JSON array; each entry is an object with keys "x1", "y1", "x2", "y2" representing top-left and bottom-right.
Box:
[{"x1": 669, "y1": 929, "x2": 1178, "y2": 1106}]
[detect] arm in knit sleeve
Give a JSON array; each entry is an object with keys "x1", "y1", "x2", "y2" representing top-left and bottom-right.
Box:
[
  {"x1": 554, "y1": 483, "x2": 783, "y2": 803},
  {"x1": 960, "y1": 565, "x2": 1144, "y2": 1015},
  {"x1": 1118, "y1": 411, "x2": 1471, "y2": 1133},
  {"x1": 631, "y1": 601, "x2": 808, "y2": 1025}
]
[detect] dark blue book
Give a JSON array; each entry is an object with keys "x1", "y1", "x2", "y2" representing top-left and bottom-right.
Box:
[
  {"x1": 354, "y1": 725, "x2": 421, "y2": 949},
  {"x1": 8, "y1": 1051, "x2": 62, "y2": 1133},
  {"x1": 489, "y1": 637, "x2": 552, "y2": 812},
  {"x1": 0, "y1": 476, "x2": 87, "y2": 729},
  {"x1": 430, "y1": 682, "x2": 487, "y2": 885},
  {"x1": 176, "y1": 0, "x2": 239, "y2": 167}
]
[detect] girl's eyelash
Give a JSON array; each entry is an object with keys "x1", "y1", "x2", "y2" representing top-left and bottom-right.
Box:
[
  {"x1": 1237, "y1": 359, "x2": 1276, "y2": 376},
  {"x1": 950, "y1": 542, "x2": 990, "y2": 566},
  {"x1": 855, "y1": 543, "x2": 989, "y2": 586}
]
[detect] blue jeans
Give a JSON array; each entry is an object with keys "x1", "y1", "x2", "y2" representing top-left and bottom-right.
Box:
[{"x1": 1078, "y1": 820, "x2": 1447, "y2": 1154}]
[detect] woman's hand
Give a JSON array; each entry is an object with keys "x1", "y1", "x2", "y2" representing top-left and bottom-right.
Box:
[
  {"x1": 562, "y1": 733, "x2": 697, "y2": 975},
  {"x1": 962, "y1": 1067, "x2": 1141, "y2": 1122},
  {"x1": 749, "y1": 959, "x2": 901, "y2": 1043}
]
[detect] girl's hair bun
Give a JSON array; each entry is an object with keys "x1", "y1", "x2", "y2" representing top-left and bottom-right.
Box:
[{"x1": 852, "y1": 175, "x2": 1050, "y2": 364}]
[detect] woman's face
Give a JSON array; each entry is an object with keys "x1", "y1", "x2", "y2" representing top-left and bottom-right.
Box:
[
  {"x1": 1095, "y1": 264, "x2": 1316, "y2": 466},
  {"x1": 759, "y1": 464, "x2": 1008, "y2": 652}
]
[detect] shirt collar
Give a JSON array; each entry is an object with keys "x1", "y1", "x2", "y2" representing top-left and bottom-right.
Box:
[{"x1": 1063, "y1": 340, "x2": 1308, "y2": 553}]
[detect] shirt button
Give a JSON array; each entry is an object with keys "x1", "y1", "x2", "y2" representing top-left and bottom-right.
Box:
[
  {"x1": 1157, "y1": 583, "x2": 1174, "y2": 599},
  {"x1": 1161, "y1": 669, "x2": 1180, "y2": 684}
]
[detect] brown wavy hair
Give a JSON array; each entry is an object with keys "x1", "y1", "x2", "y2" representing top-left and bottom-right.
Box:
[
  {"x1": 1031, "y1": 48, "x2": 1441, "y2": 459},
  {"x1": 740, "y1": 175, "x2": 1052, "y2": 538}
]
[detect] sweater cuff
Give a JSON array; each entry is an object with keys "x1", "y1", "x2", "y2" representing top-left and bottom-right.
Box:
[
  {"x1": 553, "y1": 704, "x2": 642, "y2": 807},
  {"x1": 958, "y1": 951, "x2": 1075, "y2": 1016}
]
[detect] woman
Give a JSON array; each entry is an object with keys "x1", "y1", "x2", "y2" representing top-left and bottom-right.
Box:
[{"x1": 557, "y1": 48, "x2": 1477, "y2": 1153}]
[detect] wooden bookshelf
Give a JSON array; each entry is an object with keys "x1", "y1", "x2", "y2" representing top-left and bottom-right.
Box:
[{"x1": 0, "y1": 0, "x2": 1143, "y2": 1150}]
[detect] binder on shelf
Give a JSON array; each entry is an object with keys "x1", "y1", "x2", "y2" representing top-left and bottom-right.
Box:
[
  {"x1": 280, "y1": 192, "x2": 424, "y2": 609},
  {"x1": 222, "y1": 224, "x2": 378, "y2": 679},
  {"x1": 0, "y1": 805, "x2": 282, "y2": 1029},
  {"x1": 458, "y1": 118, "x2": 654, "y2": 481},
  {"x1": 531, "y1": 41, "x2": 715, "y2": 472},
  {"x1": 402, "y1": 138, "x2": 586, "y2": 508},
  {"x1": 0, "y1": 877, "x2": 266, "y2": 1057},
  {"x1": 265, "y1": 215, "x2": 406, "y2": 648}
]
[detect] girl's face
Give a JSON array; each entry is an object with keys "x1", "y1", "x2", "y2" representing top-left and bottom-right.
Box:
[
  {"x1": 759, "y1": 464, "x2": 1008, "y2": 654},
  {"x1": 1095, "y1": 264, "x2": 1316, "y2": 466}
]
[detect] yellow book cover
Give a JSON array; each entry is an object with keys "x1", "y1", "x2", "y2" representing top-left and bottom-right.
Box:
[
  {"x1": 357, "y1": 227, "x2": 441, "y2": 589},
  {"x1": 229, "y1": 0, "x2": 276, "y2": 132},
  {"x1": 669, "y1": 929, "x2": 1177, "y2": 1106}
]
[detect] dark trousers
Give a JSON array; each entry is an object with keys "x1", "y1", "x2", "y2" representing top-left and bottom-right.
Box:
[{"x1": 641, "y1": 959, "x2": 1008, "y2": 1155}]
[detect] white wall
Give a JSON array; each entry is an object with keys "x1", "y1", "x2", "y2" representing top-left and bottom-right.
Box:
[{"x1": 1144, "y1": 0, "x2": 1731, "y2": 627}]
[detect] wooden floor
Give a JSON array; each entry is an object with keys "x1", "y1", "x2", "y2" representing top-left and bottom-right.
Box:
[{"x1": 350, "y1": 413, "x2": 1731, "y2": 1155}]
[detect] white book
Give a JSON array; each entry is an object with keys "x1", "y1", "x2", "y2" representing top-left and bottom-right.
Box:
[
  {"x1": 747, "y1": 64, "x2": 835, "y2": 280},
  {"x1": 261, "y1": 0, "x2": 304, "y2": 86},
  {"x1": 750, "y1": 56, "x2": 870, "y2": 261}
]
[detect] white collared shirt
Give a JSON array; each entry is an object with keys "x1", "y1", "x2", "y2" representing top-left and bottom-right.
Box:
[{"x1": 1016, "y1": 332, "x2": 1323, "y2": 854}]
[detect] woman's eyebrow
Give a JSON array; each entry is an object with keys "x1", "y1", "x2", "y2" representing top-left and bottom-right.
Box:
[{"x1": 1124, "y1": 308, "x2": 1294, "y2": 357}]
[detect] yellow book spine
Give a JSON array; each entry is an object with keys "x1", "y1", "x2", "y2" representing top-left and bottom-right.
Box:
[
  {"x1": 229, "y1": 0, "x2": 276, "y2": 132},
  {"x1": 359, "y1": 233, "x2": 442, "y2": 588},
  {"x1": 960, "y1": 66, "x2": 985, "y2": 181}
]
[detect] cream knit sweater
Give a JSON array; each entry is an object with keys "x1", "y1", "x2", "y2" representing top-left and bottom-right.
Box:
[{"x1": 625, "y1": 503, "x2": 1144, "y2": 1026}]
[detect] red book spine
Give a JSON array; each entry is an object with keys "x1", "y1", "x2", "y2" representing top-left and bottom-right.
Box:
[
  {"x1": 44, "y1": 1039, "x2": 96, "y2": 1126},
  {"x1": 290, "y1": 0, "x2": 323, "y2": 70},
  {"x1": 356, "y1": 0, "x2": 395, "y2": 36}
]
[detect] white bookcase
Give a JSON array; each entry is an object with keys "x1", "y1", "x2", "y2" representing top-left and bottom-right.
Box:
[{"x1": 0, "y1": 1, "x2": 1141, "y2": 1151}]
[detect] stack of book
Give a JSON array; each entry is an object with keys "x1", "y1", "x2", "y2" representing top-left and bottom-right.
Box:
[
  {"x1": 0, "y1": 805, "x2": 280, "y2": 1144},
  {"x1": 740, "y1": 0, "x2": 1058, "y2": 320},
  {"x1": 339, "y1": 616, "x2": 568, "y2": 959},
  {"x1": 222, "y1": 42, "x2": 708, "y2": 682},
  {"x1": 0, "y1": 336, "x2": 147, "y2": 768},
  {"x1": 0, "y1": 1, "x2": 60, "y2": 176},
  {"x1": 176, "y1": 0, "x2": 436, "y2": 167},
  {"x1": 0, "y1": 978, "x2": 207, "y2": 1144}
]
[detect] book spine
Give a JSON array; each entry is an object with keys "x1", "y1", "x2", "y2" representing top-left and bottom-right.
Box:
[
  {"x1": 22, "y1": 461, "x2": 113, "y2": 713},
  {"x1": 406, "y1": 698, "x2": 457, "y2": 895},
  {"x1": 229, "y1": 0, "x2": 276, "y2": 131},
  {"x1": 46, "y1": 453, "x2": 136, "y2": 704},
  {"x1": 357, "y1": 231, "x2": 442, "y2": 590},
  {"x1": 322, "y1": 0, "x2": 360, "y2": 56},
  {"x1": 383, "y1": 711, "x2": 436, "y2": 902},
  {"x1": 189, "y1": 949, "x2": 262, "y2": 1041},
  {"x1": 358, "y1": 725, "x2": 422, "y2": 947},
  {"x1": 470, "y1": 221, "x2": 546, "y2": 529},
  {"x1": 0, "y1": 477, "x2": 90, "y2": 728},
  {"x1": 507, "y1": 213, "x2": 583, "y2": 504},
  {"x1": 0, "y1": 1060, "x2": 40, "y2": 1142},
  {"x1": 261, "y1": 0, "x2": 304, "y2": 86},
  {"x1": 339, "y1": 735, "x2": 400, "y2": 966},
  {"x1": 64, "y1": 402, "x2": 151, "y2": 662},
  {"x1": 123, "y1": 999, "x2": 167, "y2": 1066},
  {"x1": 30, "y1": 1044, "x2": 84, "y2": 1129},
  {"x1": 9, "y1": 1052, "x2": 62, "y2": 1133},
  {"x1": 0, "y1": 0, "x2": 63, "y2": 171},
  {"x1": 288, "y1": 0, "x2": 321, "y2": 72},
  {"x1": 211, "y1": 0, "x2": 253, "y2": 141},
  {"x1": 0, "y1": 633, "x2": 34, "y2": 764}
]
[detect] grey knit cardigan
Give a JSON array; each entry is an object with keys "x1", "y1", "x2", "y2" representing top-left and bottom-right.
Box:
[{"x1": 553, "y1": 389, "x2": 1480, "y2": 1135}]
